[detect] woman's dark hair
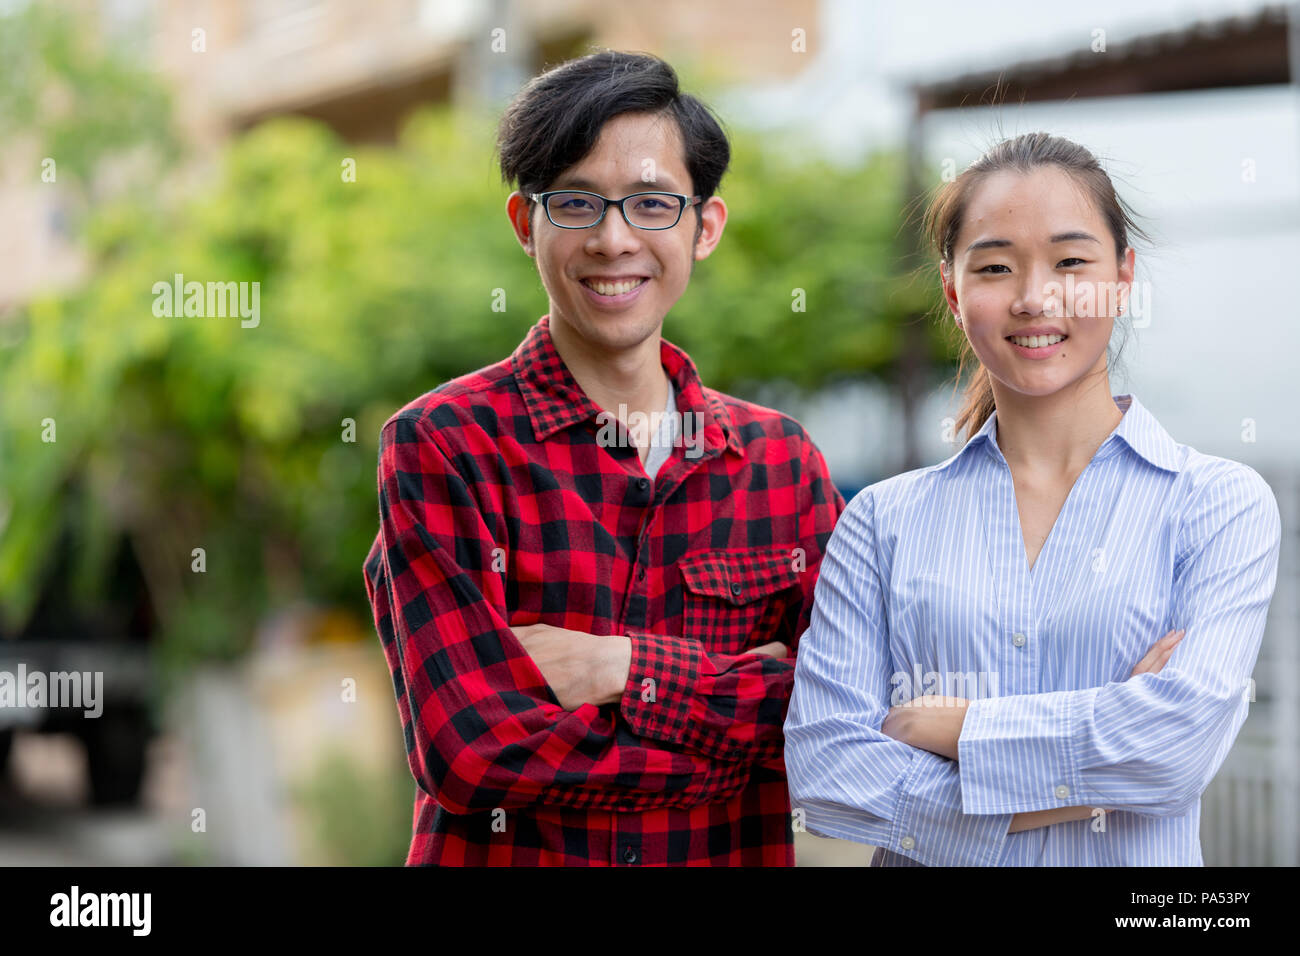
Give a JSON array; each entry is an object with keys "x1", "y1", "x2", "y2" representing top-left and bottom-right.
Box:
[
  {"x1": 922, "y1": 132, "x2": 1149, "y2": 440},
  {"x1": 496, "y1": 50, "x2": 730, "y2": 229}
]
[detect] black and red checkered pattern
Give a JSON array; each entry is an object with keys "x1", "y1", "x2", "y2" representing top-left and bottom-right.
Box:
[{"x1": 363, "y1": 315, "x2": 844, "y2": 865}]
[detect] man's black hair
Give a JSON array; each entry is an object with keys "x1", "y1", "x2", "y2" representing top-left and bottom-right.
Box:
[{"x1": 496, "y1": 50, "x2": 730, "y2": 219}]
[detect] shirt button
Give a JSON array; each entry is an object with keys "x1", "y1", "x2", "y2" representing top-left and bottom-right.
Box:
[
  {"x1": 1013, "y1": 633, "x2": 1027, "y2": 647},
  {"x1": 899, "y1": 836, "x2": 916, "y2": 850},
  {"x1": 1055, "y1": 784, "x2": 1070, "y2": 799},
  {"x1": 637, "y1": 478, "x2": 649, "y2": 491},
  {"x1": 622, "y1": 845, "x2": 639, "y2": 863},
  {"x1": 730, "y1": 582, "x2": 742, "y2": 597},
  {"x1": 637, "y1": 568, "x2": 647, "y2": 582}
]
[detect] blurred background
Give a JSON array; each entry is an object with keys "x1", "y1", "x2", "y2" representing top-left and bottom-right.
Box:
[{"x1": 0, "y1": 0, "x2": 1295, "y2": 866}]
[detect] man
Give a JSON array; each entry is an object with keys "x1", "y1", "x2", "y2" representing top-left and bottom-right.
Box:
[{"x1": 363, "y1": 50, "x2": 843, "y2": 865}]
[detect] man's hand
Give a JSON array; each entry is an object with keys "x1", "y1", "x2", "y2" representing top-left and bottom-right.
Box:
[{"x1": 510, "y1": 623, "x2": 632, "y2": 711}]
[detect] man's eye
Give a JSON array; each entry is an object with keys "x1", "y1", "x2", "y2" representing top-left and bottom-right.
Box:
[
  {"x1": 1057, "y1": 257, "x2": 1087, "y2": 268},
  {"x1": 977, "y1": 264, "x2": 1010, "y2": 274}
]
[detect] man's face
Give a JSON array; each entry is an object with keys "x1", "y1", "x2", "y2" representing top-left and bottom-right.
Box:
[{"x1": 508, "y1": 111, "x2": 726, "y2": 354}]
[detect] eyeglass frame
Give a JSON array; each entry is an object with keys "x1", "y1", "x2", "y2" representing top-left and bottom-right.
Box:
[{"x1": 528, "y1": 189, "x2": 703, "y2": 230}]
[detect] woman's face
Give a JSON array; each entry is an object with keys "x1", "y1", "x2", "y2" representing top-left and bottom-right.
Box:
[{"x1": 940, "y1": 166, "x2": 1135, "y2": 400}]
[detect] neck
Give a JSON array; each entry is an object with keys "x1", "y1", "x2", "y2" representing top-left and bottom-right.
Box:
[
  {"x1": 548, "y1": 315, "x2": 670, "y2": 427},
  {"x1": 989, "y1": 368, "x2": 1124, "y2": 476}
]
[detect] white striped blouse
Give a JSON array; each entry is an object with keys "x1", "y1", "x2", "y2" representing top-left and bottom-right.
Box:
[{"x1": 785, "y1": 393, "x2": 1282, "y2": 865}]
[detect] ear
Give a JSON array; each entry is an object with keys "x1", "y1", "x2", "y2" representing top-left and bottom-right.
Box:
[
  {"x1": 691, "y1": 195, "x2": 728, "y2": 262},
  {"x1": 506, "y1": 191, "x2": 535, "y2": 257},
  {"x1": 1116, "y1": 246, "x2": 1136, "y2": 313},
  {"x1": 940, "y1": 260, "x2": 960, "y2": 319}
]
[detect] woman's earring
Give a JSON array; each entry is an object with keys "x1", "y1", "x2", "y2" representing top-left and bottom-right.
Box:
[{"x1": 954, "y1": 314, "x2": 963, "y2": 327}]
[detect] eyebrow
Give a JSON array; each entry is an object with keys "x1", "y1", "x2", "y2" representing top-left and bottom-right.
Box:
[
  {"x1": 966, "y1": 231, "x2": 1102, "y2": 252},
  {"x1": 550, "y1": 175, "x2": 682, "y2": 193}
]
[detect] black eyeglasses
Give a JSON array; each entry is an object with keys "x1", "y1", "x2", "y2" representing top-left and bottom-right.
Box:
[{"x1": 530, "y1": 190, "x2": 702, "y2": 230}]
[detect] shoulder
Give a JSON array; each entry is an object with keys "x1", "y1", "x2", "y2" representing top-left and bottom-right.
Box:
[
  {"x1": 380, "y1": 356, "x2": 519, "y2": 443},
  {"x1": 708, "y1": 388, "x2": 826, "y2": 462},
  {"x1": 1175, "y1": 451, "x2": 1281, "y2": 549}
]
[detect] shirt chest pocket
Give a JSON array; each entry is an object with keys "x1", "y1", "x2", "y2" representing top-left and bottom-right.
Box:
[{"x1": 677, "y1": 547, "x2": 803, "y2": 655}]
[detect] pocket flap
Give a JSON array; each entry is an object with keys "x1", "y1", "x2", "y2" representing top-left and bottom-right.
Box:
[{"x1": 678, "y1": 547, "x2": 802, "y2": 606}]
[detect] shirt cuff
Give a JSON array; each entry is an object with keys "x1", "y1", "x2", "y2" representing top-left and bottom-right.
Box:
[
  {"x1": 958, "y1": 691, "x2": 1087, "y2": 814},
  {"x1": 799, "y1": 750, "x2": 1011, "y2": 866},
  {"x1": 894, "y1": 750, "x2": 1012, "y2": 865},
  {"x1": 619, "y1": 631, "x2": 703, "y2": 747}
]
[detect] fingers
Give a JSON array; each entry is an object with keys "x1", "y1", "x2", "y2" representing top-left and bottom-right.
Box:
[
  {"x1": 1148, "y1": 629, "x2": 1185, "y2": 674},
  {"x1": 1130, "y1": 628, "x2": 1185, "y2": 676},
  {"x1": 750, "y1": 642, "x2": 789, "y2": 658}
]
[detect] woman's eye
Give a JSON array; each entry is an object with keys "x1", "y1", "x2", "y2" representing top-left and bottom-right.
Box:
[
  {"x1": 1057, "y1": 257, "x2": 1087, "y2": 268},
  {"x1": 977, "y1": 264, "x2": 1010, "y2": 274}
]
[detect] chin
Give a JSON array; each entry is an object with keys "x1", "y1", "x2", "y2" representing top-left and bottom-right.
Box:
[{"x1": 564, "y1": 308, "x2": 661, "y2": 351}]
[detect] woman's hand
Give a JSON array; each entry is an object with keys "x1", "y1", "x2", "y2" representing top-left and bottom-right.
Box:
[
  {"x1": 883, "y1": 627, "x2": 1188, "y2": 756},
  {"x1": 881, "y1": 695, "x2": 969, "y2": 760},
  {"x1": 1130, "y1": 628, "x2": 1185, "y2": 676}
]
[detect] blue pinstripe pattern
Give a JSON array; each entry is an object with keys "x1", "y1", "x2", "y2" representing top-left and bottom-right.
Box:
[{"x1": 785, "y1": 393, "x2": 1282, "y2": 866}]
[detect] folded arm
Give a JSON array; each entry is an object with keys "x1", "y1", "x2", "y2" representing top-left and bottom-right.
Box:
[
  {"x1": 619, "y1": 435, "x2": 844, "y2": 768},
  {"x1": 957, "y1": 466, "x2": 1281, "y2": 817},
  {"x1": 365, "y1": 415, "x2": 755, "y2": 816}
]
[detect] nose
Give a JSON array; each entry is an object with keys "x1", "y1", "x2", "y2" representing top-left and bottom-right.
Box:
[
  {"x1": 1012, "y1": 264, "x2": 1051, "y2": 317},
  {"x1": 584, "y1": 203, "x2": 643, "y2": 257}
]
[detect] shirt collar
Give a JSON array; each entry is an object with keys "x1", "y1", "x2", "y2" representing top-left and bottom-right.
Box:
[
  {"x1": 511, "y1": 315, "x2": 744, "y2": 458},
  {"x1": 937, "y1": 392, "x2": 1181, "y2": 474}
]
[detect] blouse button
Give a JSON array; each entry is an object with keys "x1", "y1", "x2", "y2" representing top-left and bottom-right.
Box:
[
  {"x1": 1055, "y1": 784, "x2": 1070, "y2": 799},
  {"x1": 1013, "y1": 633, "x2": 1027, "y2": 647},
  {"x1": 899, "y1": 836, "x2": 916, "y2": 850}
]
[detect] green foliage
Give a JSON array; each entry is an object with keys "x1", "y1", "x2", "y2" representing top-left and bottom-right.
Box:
[
  {"x1": 671, "y1": 146, "x2": 945, "y2": 390},
  {"x1": 0, "y1": 3, "x2": 178, "y2": 193}
]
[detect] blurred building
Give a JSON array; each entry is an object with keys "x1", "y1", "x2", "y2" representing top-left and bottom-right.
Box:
[
  {"x1": 153, "y1": 0, "x2": 820, "y2": 146},
  {"x1": 4, "y1": 0, "x2": 821, "y2": 304}
]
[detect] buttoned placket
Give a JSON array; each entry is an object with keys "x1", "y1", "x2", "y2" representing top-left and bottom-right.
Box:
[
  {"x1": 606, "y1": 411, "x2": 723, "y2": 867},
  {"x1": 980, "y1": 430, "x2": 1126, "y2": 810}
]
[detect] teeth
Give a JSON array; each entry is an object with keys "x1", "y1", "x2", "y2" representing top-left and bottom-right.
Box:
[
  {"x1": 584, "y1": 278, "x2": 646, "y2": 296},
  {"x1": 1010, "y1": 334, "x2": 1066, "y2": 348}
]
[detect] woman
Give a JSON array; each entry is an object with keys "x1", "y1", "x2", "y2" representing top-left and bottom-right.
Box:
[{"x1": 784, "y1": 132, "x2": 1281, "y2": 866}]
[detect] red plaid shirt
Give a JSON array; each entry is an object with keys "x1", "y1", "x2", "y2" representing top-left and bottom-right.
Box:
[{"x1": 363, "y1": 315, "x2": 844, "y2": 865}]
